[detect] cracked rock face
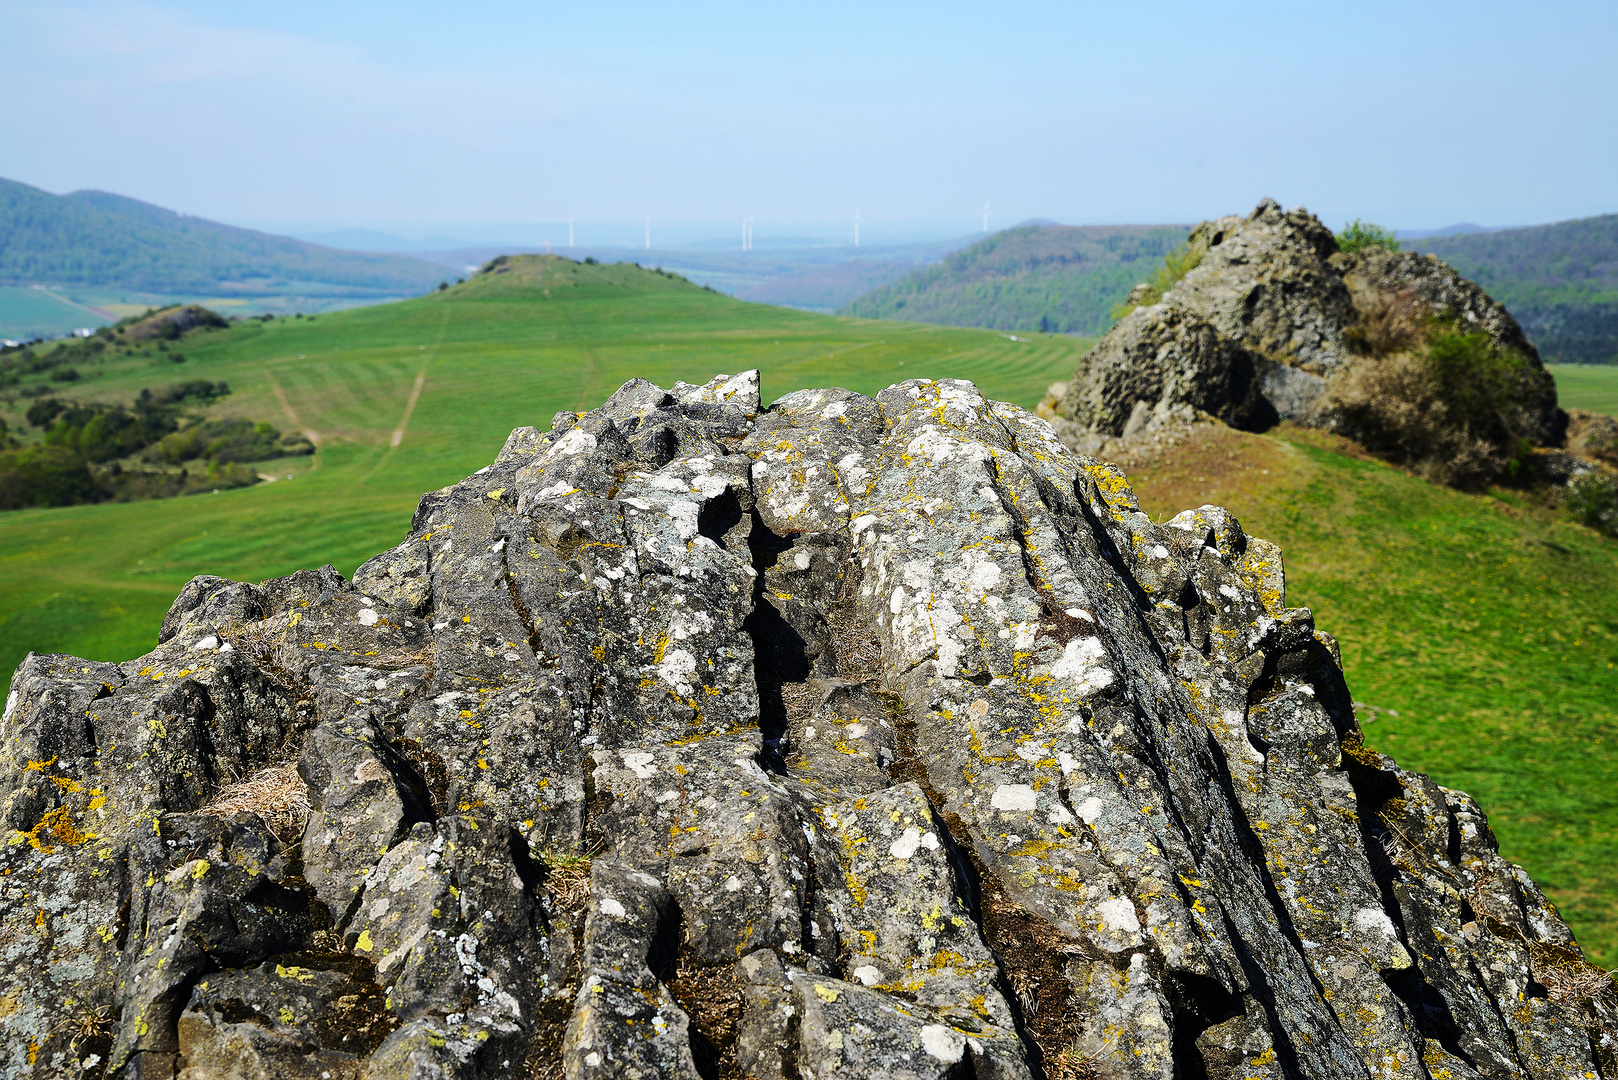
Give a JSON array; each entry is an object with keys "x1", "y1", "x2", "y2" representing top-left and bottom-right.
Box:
[
  {"x1": 2, "y1": 371, "x2": 1614, "y2": 1079},
  {"x1": 1050, "y1": 198, "x2": 1562, "y2": 452}
]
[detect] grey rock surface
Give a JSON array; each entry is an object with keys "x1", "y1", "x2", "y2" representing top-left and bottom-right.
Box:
[
  {"x1": 2, "y1": 371, "x2": 1613, "y2": 1079},
  {"x1": 1049, "y1": 199, "x2": 1564, "y2": 454}
]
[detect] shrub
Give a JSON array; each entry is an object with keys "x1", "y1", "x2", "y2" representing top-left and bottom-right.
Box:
[
  {"x1": 0, "y1": 444, "x2": 101, "y2": 509},
  {"x1": 1329, "y1": 324, "x2": 1539, "y2": 487},
  {"x1": 1337, "y1": 219, "x2": 1401, "y2": 255},
  {"x1": 1344, "y1": 288, "x2": 1425, "y2": 356},
  {"x1": 142, "y1": 417, "x2": 312, "y2": 465},
  {"x1": 1566, "y1": 472, "x2": 1618, "y2": 536}
]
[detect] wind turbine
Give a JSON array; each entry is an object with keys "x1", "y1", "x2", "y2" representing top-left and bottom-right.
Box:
[
  {"x1": 982, "y1": 201, "x2": 991, "y2": 233},
  {"x1": 568, "y1": 216, "x2": 575, "y2": 248},
  {"x1": 854, "y1": 208, "x2": 861, "y2": 248},
  {"x1": 742, "y1": 216, "x2": 755, "y2": 251}
]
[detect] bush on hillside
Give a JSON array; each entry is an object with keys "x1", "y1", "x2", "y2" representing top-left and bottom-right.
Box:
[
  {"x1": 1345, "y1": 287, "x2": 1426, "y2": 356},
  {"x1": 1565, "y1": 472, "x2": 1618, "y2": 536},
  {"x1": 102, "y1": 460, "x2": 260, "y2": 502},
  {"x1": 142, "y1": 418, "x2": 313, "y2": 465},
  {"x1": 0, "y1": 379, "x2": 297, "y2": 511},
  {"x1": 1329, "y1": 324, "x2": 1540, "y2": 487},
  {"x1": 1337, "y1": 219, "x2": 1401, "y2": 255},
  {"x1": 0, "y1": 444, "x2": 101, "y2": 509}
]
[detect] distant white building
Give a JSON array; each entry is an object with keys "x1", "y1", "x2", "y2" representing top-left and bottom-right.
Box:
[
  {"x1": 74, "y1": 328, "x2": 94, "y2": 337},
  {"x1": 1, "y1": 339, "x2": 19, "y2": 348}
]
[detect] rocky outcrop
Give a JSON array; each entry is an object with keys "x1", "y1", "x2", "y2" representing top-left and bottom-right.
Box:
[
  {"x1": 119, "y1": 305, "x2": 230, "y2": 342},
  {"x1": 1046, "y1": 199, "x2": 1564, "y2": 457},
  {"x1": 3, "y1": 373, "x2": 1613, "y2": 1079}
]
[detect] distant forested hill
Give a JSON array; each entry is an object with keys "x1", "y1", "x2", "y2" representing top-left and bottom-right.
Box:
[
  {"x1": 1411, "y1": 214, "x2": 1618, "y2": 364},
  {"x1": 839, "y1": 223, "x2": 1190, "y2": 335},
  {"x1": 0, "y1": 177, "x2": 443, "y2": 296}
]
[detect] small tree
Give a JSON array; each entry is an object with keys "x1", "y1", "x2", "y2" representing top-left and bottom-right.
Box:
[
  {"x1": 1566, "y1": 473, "x2": 1618, "y2": 536},
  {"x1": 1337, "y1": 219, "x2": 1401, "y2": 255}
]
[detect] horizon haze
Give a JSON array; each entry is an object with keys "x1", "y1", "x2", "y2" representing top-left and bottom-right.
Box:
[{"x1": 3, "y1": 1, "x2": 1615, "y2": 242}]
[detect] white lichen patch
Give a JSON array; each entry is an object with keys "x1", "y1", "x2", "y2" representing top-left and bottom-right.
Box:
[{"x1": 990, "y1": 785, "x2": 1039, "y2": 812}]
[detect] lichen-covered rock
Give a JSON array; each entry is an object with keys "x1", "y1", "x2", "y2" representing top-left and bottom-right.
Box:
[
  {"x1": 1049, "y1": 199, "x2": 1565, "y2": 459},
  {"x1": 2, "y1": 371, "x2": 1612, "y2": 1079}
]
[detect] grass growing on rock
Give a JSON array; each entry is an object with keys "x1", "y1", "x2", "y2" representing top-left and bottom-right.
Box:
[
  {"x1": 199, "y1": 761, "x2": 310, "y2": 842},
  {"x1": 1130, "y1": 423, "x2": 1618, "y2": 968}
]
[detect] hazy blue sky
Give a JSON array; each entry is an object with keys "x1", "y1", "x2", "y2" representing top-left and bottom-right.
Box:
[{"x1": 2, "y1": 1, "x2": 1615, "y2": 239}]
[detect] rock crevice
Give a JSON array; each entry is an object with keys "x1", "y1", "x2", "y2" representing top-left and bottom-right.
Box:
[{"x1": 1, "y1": 371, "x2": 1612, "y2": 1079}]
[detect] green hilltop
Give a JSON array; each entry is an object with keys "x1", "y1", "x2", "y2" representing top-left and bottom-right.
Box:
[
  {"x1": 1, "y1": 254, "x2": 1615, "y2": 964},
  {"x1": 839, "y1": 223, "x2": 1190, "y2": 336},
  {"x1": 0, "y1": 176, "x2": 444, "y2": 297},
  {"x1": 1410, "y1": 214, "x2": 1618, "y2": 364}
]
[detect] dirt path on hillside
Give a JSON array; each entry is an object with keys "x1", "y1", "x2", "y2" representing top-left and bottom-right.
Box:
[
  {"x1": 263, "y1": 368, "x2": 321, "y2": 470},
  {"x1": 357, "y1": 308, "x2": 450, "y2": 486},
  {"x1": 549, "y1": 291, "x2": 603, "y2": 409}
]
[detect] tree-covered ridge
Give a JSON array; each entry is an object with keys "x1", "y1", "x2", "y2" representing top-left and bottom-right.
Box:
[
  {"x1": 0, "y1": 177, "x2": 444, "y2": 295},
  {"x1": 1411, "y1": 214, "x2": 1618, "y2": 363},
  {"x1": 839, "y1": 223, "x2": 1190, "y2": 336}
]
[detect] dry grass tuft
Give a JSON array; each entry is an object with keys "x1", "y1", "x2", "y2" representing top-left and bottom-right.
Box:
[
  {"x1": 1047, "y1": 1044, "x2": 1103, "y2": 1080},
  {"x1": 670, "y1": 956, "x2": 744, "y2": 1078},
  {"x1": 1529, "y1": 941, "x2": 1617, "y2": 1006},
  {"x1": 827, "y1": 603, "x2": 881, "y2": 683},
  {"x1": 778, "y1": 681, "x2": 821, "y2": 725},
  {"x1": 50, "y1": 1004, "x2": 114, "y2": 1055},
  {"x1": 538, "y1": 847, "x2": 594, "y2": 913},
  {"x1": 1346, "y1": 287, "x2": 1425, "y2": 357},
  {"x1": 200, "y1": 761, "x2": 310, "y2": 841}
]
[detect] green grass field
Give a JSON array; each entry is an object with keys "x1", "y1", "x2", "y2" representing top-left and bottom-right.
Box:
[
  {"x1": 0, "y1": 257, "x2": 1089, "y2": 693},
  {"x1": 2, "y1": 259, "x2": 1614, "y2": 965},
  {"x1": 1547, "y1": 362, "x2": 1618, "y2": 416}
]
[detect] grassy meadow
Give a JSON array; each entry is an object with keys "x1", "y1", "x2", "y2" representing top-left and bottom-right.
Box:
[
  {"x1": 1546, "y1": 362, "x2": 1618, "y2": 416},
  {"x1": 1, "y1": 259, "x2": 1614, "y2": 964}
]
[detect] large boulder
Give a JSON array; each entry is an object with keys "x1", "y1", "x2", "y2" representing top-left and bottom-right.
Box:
[
  {"x1": 1049, "y1": 199, "x2": 1565, "y2": 462},
  {"x1": 2, "y1": 373, "x2": 1612, "y2": 1079}
]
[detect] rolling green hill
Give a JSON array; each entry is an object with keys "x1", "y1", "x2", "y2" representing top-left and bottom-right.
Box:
[
  {"x1": 839, "y1": 222, "x2": 1190, "y2": 335},
  {"x1": 0, "y1": 255, "x2": 1614, "y2": 964},
  {"x1": 1411, "y1": 214, "x2": 1618, "y2": 364},
  {"x1": 0, "y1": 176, "x2": 444, "y2": 297},
  {"x1": 0, "y1": 255, "x2": 1092, "y2": 690}
]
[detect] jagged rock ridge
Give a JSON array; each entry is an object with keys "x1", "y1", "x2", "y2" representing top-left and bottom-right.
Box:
[
  {"x1": 1045, "y1": 199, "x2": 1564, "y2": 459},
  {"x1": 2, "y1": 372, "x2": 1613, "y2": 1079}
]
